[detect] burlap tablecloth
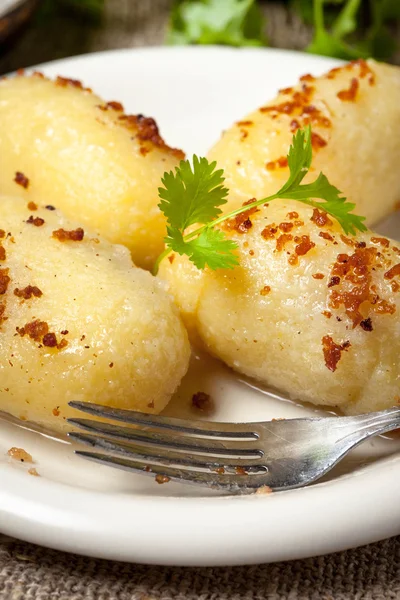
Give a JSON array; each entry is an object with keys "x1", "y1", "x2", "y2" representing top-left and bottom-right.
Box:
[{"x1": 0, "y1": 1, "x2": 399, "y2": 598}]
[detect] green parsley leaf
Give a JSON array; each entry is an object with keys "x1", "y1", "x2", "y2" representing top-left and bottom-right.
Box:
[
  {"x1": 155, "y1": 125, "x2": 367, "y2": 274},
  {"x1": 274, "y1": 125, "x2": 367, "y2": 235},
  {"x1": 158, "y1": 155, "x2": 228, "y2": 231},
  {"x1": 167, "y1": 0, "x2": 267, "y2": 47},
  {"x1": 166, "y1": 227, "x2": 239, "y2": 270},
  {"x1": 278, "y1": 126, "x2": 312, "y2": 194},
  {"x1": 281, "y1": 174, "x2": 367, "y2": 235}
]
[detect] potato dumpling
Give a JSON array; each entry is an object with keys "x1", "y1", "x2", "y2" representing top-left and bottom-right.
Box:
[
  {"x1": 0, "y1": 195, "x2": 190, "y2": 434},
  {"x1": 0, "y1": 73, "x2": 184, "y2": 270},
  {"x1": 159, "y1": 202, "x2": 400, "y2": 415},
  {"x1": 208, "y1": 59, "x2": 400, "y2": 225}
]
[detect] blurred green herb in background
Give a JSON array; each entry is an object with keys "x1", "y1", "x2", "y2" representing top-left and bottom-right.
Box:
[
  {"x1": 38, "y1": 0, "x2": 104, "y2": 21},
  {"x1": 167, "y1": 0, "x2": 267, "y2": 46},
  {"x1": 167, "y1": 0, "x2": 400, "y2": 61},
  {"x1": 303, "y1": 0, "x2": 400, "y2": 60}
]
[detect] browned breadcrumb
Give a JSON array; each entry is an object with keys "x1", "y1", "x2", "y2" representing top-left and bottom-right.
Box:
[
  {"x1": 55, "y1": 76, "x2": 91, "y2": 91},
  {"x1": 278, "y1": 222, "x2": 293, "y2": 233},
  {"x1": 0, "y1": 246, "x2": 6, "y2": 261},
  {"x1": 27, "y1": 202, "x2": 38, "y2": 211},
  {"x1": 0, "y1": 268, "x2": 10, "y2": 295},
  {"x1": 191, "y1": 391, "x2": 214, "y2": 414},
  {"x1": 17, "y1": 319, "x2": 49, "y2": 341},
  {"x1": 27, "y1": 216, "x2": 44, "y2": 227},
  {"x1": 52, "y1": 407, "x2": 60, "y2": 416},
  {"x1": 52, "y1": 228, "x2": 84, "y2": 242},
  {"x1": 155, "y1": 474, "x2": 170, "y2": 484},
  {"x1": 279, "y1": 86, "x2": 294, "y2": 94},
  {"x1": 43, "y1": 333, "x2": 57, "y2": 348},
  {"x1": 14, "y1": 285, "x2": 43, "y2": 299},
  {"x1": 266, "y1": 156, "x2": 288, "y2": 171},
  {"x1": 255, "y1": 485, "x2": 273, "y2": 495},
  {"x1": 384, "y1": 264, "x2": 400, "y2": 280},
  {"x1": 0, "y1": 303, "x2": 7, "y2": 325},
  {"x1": 14, "y1": 172, "x2": 29, "y2": 189},
  {"x1": 322, "y1": 336, "x2": 351, "y2": 372},
  {"x1": 326, "y1": 59, "x2": 375, "y2": 85},
  {"x1": 300, "y1": 74, "x2": 316, "y2": 82},
  {"x1": 261, "y1": 224, "x2": 278, "y2": 240},
  {"x1": 223, "y1": 202, "x2": 259, "y2": 234},
  {"x1": 319, "y1": 231, "x2": 334, "y2": 242},
  {"x1": 329, "y1": 247, "x2": 396, "y2": 328},
  {"x1": 337, "y1": 77, "x2": 359, "y2": 102},
  {"x1": 328, "y1": 276, "x2": 341, "y2": 288},
  {"x1": 313, "y1": 273, "x2": 324, "y2": 280},
  {"x1": 311, "y1": 208, "x2": 332, "y2": 227},
  {"x1": 28, "y1": 468, "x2": 40, "y2": 477},
  {"x1": 259, "y1": 80, "x2": 332, "y2": 152},
  {"x1": 7, "y1": 447, "x2": 33, "y2": 463},
  {"x1": 360, "y1": 317, "x2": 373, "y2": 332},
  {"x1": 118, "y1": 113, "x2": 185, "y2": 160},
  {"x1": 294, "y1": 235, "x2": 315, "y2": 256},
  {"x1": 98, "y1": 100, "x2": 124, "y2": 112},
  {"x1": 235, "y1": 467, "x2": 247, "y2": 475},
  {"x1": 311, "y1": 132, "x2": 327, "y2": 149},
  {"x1": 260, "y1": 285, "x2": 271, "y2": 295},
  {"x1": 371, "y1": 237, "x2": 390, "y2": 248},
  {"x1": 276, "y1": 234, "x2": 293, "y2": 252}
]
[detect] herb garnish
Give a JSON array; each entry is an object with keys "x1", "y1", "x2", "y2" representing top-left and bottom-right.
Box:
[{"x1": 153, "y1": 125, "x2": 367, "y2": 274}]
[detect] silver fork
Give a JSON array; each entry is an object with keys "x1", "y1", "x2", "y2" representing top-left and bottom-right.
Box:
[{"x1": 67, "y1": 402, "x2": 400, "y2": 494}]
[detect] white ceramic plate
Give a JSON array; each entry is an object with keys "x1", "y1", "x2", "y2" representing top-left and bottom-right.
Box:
[{"x1": 0, "y1": 47, "x2": 399, "y2": 567}]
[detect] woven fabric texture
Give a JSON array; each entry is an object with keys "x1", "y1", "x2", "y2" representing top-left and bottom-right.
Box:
[
  {"x1": 0, "y1": 533, "x2": 399, "y2": 600},
  {"x1": 0, "y1": 1, "x2": 399, "y2": 598}
]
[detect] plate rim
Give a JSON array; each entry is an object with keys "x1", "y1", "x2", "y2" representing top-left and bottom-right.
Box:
[{"x1": 1, "y1": 45, "x2": 399, "y2": 566}]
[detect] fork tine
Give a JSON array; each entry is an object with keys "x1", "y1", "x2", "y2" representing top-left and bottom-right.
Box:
[
  {"x1": 68, "y1": 419, "x2": 263, "y2": 457},
  {"x1": 75, "y1": 451, "x2": 270, "y2": 493},
  {"x1": 69, "y1": 432, "x2": 267, "y2": 472},
  {"x1": 68, "y1": 401, "x2": 257, "y2": 438}
]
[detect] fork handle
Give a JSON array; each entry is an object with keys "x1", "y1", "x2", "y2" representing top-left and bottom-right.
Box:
[{"x1": 340, "y1": 407, "x2": 400, "y2": 444}]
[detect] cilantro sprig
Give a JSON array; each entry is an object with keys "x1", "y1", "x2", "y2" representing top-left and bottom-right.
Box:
[{"x1": 153, "y1": 125, "x2": 367, "y2": 274}]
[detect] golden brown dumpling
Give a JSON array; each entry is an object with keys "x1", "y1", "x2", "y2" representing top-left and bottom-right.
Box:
[
  {"x1": 160, "y1": 200, "x2": 400, "y2": 415},
  {"x1": 208, "y1": 59, "x2": 400, "y2": 225},
  {"x1": 0, "y1": 195, "x2": 190, "y2": 434},
  {"x1": 0, "y1": 72, "x2": 184, "y2": 269}
]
